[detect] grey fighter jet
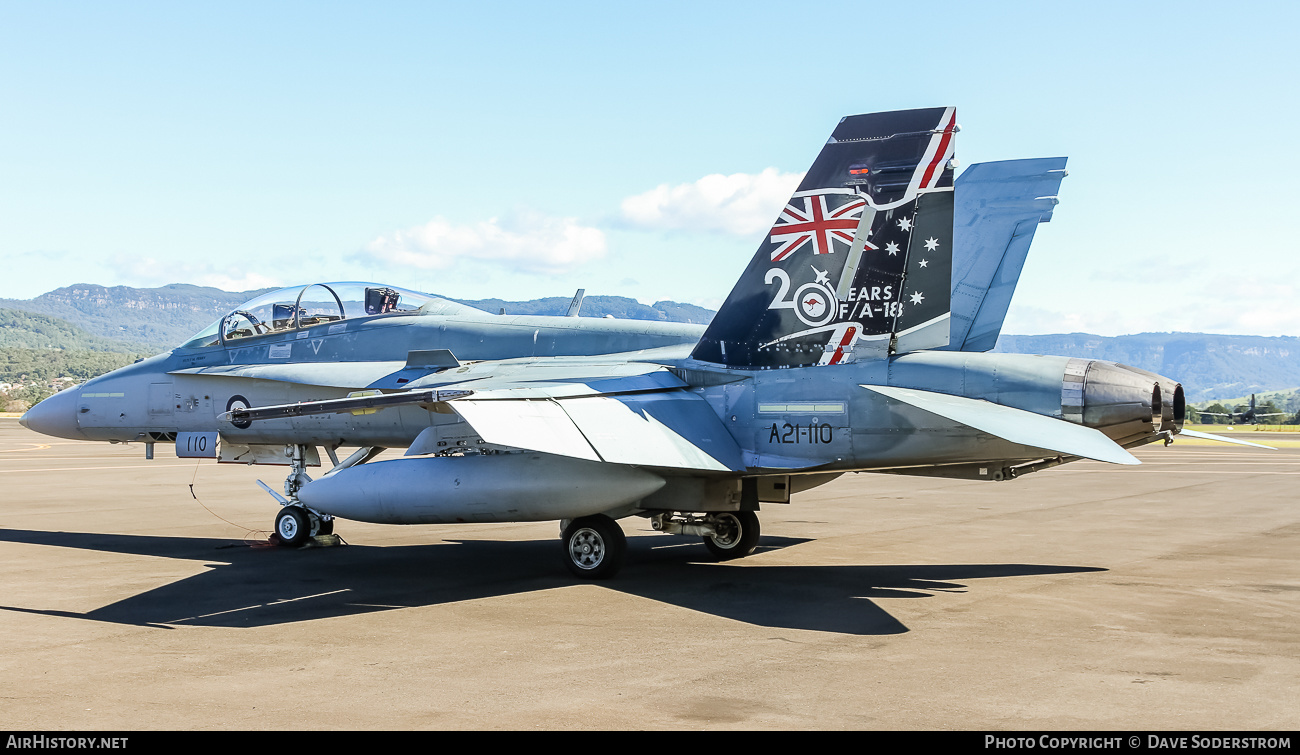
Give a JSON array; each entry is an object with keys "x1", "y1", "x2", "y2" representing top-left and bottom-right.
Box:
[
  {"x1": 21, "y1": 107, "x2": 1254, "y2": 579},
  {"x1": 1194, "y1": 394, "x2": 1288, "y2": 425}
]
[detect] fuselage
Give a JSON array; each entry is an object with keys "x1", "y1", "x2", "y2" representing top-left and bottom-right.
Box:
[
  {"x1": 20, "y1": 282, "x2": 1183, "y2": 481},
  {"x1": 20, "y1": 292, "x2": 706, "y2": 444},
  {"x1": 30, "y1": 346, "x2": 1179, "y2": 474}
]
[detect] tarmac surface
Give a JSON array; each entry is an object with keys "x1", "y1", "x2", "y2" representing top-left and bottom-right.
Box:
[{"x1": 1, "y1": 418, "x2": 1297, "y2": 730}]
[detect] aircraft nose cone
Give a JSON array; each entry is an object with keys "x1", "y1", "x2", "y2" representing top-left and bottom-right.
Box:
[{"x1": 19, "y1": 388, "x2": 86, "y2": 440}]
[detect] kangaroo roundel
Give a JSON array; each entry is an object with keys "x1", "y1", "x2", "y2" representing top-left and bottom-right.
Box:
[{"x1": 795, "y1": 283, "x2": 835, "y2": 327}]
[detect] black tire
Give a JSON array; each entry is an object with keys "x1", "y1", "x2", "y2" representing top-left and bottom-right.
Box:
[
  {"x1": 274, "y1": 507, "x2": 312, "y2": 547},
  {"x1": 703, "y1": 510, "x2": 760, "y2": 560},
  {"x1": 562, "y1": 515, "x2": 626, "y2": 579},
  {"x1": 314, "y1": 517, "x2": 334, "y2": 536}
]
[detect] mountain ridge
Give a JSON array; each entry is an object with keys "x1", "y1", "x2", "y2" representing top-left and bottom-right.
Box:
[{"x1": 992, "y1": 332, "x2": 1300, "y2": 403}]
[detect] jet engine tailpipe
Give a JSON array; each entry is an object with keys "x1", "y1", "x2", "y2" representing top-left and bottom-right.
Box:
[{"x1": 1065, "y1": 360, "x2": 1184, "y2": 446}]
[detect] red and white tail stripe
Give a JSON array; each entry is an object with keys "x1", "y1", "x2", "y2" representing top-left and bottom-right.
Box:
[{"x1": 909, "y1": 106, "x2": 957, "y2": 195}]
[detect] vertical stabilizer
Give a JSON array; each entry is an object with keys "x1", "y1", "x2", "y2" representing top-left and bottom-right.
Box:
[
  {"x1": 945, "y1": 158, "x2": 1068, "y2": 352},
  {"x1": 691, "y1": 108, "x2": 957, "y2": 369}
]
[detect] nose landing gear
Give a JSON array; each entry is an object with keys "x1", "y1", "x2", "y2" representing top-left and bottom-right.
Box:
[
  {"x1": 263, "y1": 443, "x2": 335, "y2": 547},
  {"x1": 273, "y1": 505, "x2": 334, "y2": 547},
  {"x1": 274, "y1": 506, "x2": 312, "y2": 547}
]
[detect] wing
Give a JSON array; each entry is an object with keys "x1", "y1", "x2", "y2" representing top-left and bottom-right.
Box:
[
  {"x1": 454, "y1": 391, "x2": 744, "y2": 472},
  {"x1": 220, "y1": 363, "x2": 744, "y2": 473}
]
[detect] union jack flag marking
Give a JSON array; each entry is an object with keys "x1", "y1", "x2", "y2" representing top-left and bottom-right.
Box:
[{"x1": 769, "y1": 193, "x2": 866, "y2": 261}]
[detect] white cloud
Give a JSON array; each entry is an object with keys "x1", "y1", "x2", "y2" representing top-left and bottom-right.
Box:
[
  {"x1": 107, "y1": 254, "x2": 284, "y2": 292},
  {"x1": 620, "y1": 168, "x2": 804, "y2": 236},
  {"x1": 362, "y1": 210, "x2": 606, "y2": 274}
]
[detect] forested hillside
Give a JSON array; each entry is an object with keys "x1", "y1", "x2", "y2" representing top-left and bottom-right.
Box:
[
  {"x1": 0, "y1": 308, "x2": 163, "y2": 352},
  {"x1": 0, "y1": 284, "x2": 271, "y2": 347}
]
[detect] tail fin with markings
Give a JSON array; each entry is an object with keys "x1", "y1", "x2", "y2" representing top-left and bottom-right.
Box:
[{"x1": 691, "y1": 107, "x2": 957, "y2": 369}]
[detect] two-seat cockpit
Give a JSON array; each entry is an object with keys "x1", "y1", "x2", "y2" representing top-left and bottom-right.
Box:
[{"x1": 181, "y1": 282, "x2": 441, "y2": 349}]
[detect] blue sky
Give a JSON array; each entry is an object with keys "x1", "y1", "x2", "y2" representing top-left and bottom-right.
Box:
[{"x1": 2, "y1": 1, "x2": 1296, "y2": 336}]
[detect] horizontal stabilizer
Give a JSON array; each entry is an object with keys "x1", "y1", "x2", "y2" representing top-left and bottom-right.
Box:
[
  {"x1": 862, "y1": 384, "x2": 1140, "y2": 465},
  {"x1": 1177, "y1": 429, "x2": 1277, "y2": 450}
]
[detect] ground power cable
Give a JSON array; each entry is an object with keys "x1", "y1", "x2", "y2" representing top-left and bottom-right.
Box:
[{"x1": 186, "y1": 459, "x2": 277, "y2": 547}]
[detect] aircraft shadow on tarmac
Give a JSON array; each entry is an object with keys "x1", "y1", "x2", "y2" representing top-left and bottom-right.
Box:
[{"x1": 0, "y1": 528, "x2": 1105, "y2": 635}]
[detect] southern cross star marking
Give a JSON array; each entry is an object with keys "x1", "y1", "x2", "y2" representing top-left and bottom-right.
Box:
[
  {"x1": 924, "y1": 237, "x2": 939, "y2": 251},
  {"x1": 919, "y1": 259, "x2": 928, "y2": 268},
  {"x1": 885, "y1": 241, "x2": 900, "y2": 256},
  {"x1": 897, "y1": 216, "x2": 913, "y2": 232},
  {"x1": 909, "y1": 291, "x2": 925, "y2": 305}
]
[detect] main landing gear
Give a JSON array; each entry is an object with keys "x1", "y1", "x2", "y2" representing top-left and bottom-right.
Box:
[
  {"x1": 561, "y1": 515, "x2": 626, "y2": 579},
  {"x1": 701, "y1": 510, "x2": 761, "y2": 560},
  {"x1": 560, "y1": 510, "x2": 763, "y2": 579}
]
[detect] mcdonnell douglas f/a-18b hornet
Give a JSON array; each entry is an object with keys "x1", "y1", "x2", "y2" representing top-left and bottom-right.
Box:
[{"x1": 21, "y1": 107, "x2": 1257, "y2": 578}]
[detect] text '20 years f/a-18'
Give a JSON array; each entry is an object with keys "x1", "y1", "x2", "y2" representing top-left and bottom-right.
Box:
[{"x1": 21, "y1": 107, "x2": 1253, "y2": 578}]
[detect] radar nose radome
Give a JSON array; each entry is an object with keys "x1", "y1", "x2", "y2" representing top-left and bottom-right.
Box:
[{"x1": 18, "y1": 388, "x2": 86, "y2": 441}]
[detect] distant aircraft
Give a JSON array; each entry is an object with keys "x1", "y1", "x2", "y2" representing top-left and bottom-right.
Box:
[
  {"x1": 1194, "y1": 394, "x2": 1287, "y2": 425},
  {"x1": 21, "y1": 107, "x2": 1263, "y2": 578}
]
